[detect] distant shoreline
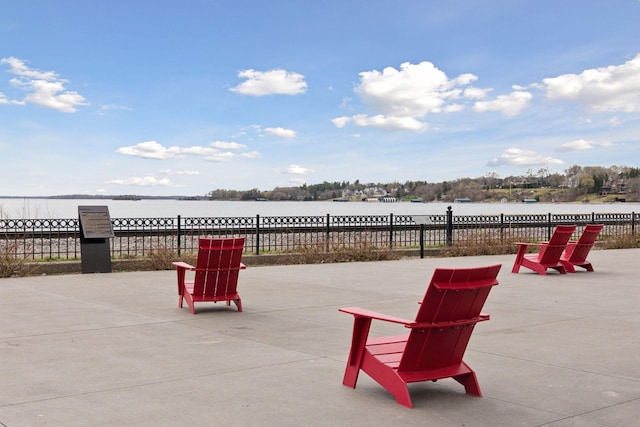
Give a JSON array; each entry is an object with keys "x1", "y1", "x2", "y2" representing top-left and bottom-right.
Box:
[
  {"x1": 0, "y1": 195, "x2": 634, "y2": 205},
  {"x1": 0, "y1": 195, "x2": 205, "y2": 201}
]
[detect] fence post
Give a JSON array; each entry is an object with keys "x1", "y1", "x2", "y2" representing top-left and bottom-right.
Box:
[
  {"x1": 446, "y1": 206, "x2": 453, "y2": 246},
  {"x1": 419, "y1": 223, "x2": 424, "y2": 258},
  {"x1": 326, "y1": 214, "x2": 330, "y2": 252},
  {"x1": 633, "y1": 212, "x2": 636, "y2": 236},
  {"x1": 548, "y1": 213, "x2": 552, "y2": 240},
  {"x1": 255, "y1": 215, "x2": 260, "y2": 255},
  {"x1": 389, "y1": 213, "x2": 394, "y2": 248},
  {"x1": 500, "y1": 213, "x2": 504, "y2": 243},
  {"x1": 177, "y1": 215, "x2": 181, "y2": 255}
]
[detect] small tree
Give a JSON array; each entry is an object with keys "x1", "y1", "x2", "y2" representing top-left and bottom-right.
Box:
[{"x1": 578, "y1": 174, "x2": 595, "y2": 197}]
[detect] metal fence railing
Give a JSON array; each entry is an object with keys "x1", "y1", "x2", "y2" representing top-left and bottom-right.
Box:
[{"x1": 1, "y1": 208, "x2": 637, "y2": 261}]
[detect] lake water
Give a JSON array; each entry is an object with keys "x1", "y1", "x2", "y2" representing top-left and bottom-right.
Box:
[{"x1": 1, "y1": 198, "x2": 638, "y2": 219}]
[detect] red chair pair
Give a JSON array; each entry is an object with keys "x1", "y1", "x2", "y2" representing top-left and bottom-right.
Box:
[{"x1": 512, "y1": 224, "x2": 603, "y2": 275}]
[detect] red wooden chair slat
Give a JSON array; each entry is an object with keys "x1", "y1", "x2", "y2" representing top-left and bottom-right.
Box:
[{"x1": 339, "y1": 264, "x2": 501, "y2": 408}]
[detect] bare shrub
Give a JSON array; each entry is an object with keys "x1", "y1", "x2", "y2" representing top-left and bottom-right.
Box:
[
  {"x1": 289, "y1": 235, "x2": 401, "y2": 264},
  {"x1": 604, "y1": 234, "x2": 640, "y2": 249},
  {"x1": 0, "y1": 242, "x2": 33, "y2": 277},
  {"x1": 148, "y1": 246, "x2": 182, "y2": 270},
  {"x1": 442, "y1": 233, "x2": 517, "y2": 257}
]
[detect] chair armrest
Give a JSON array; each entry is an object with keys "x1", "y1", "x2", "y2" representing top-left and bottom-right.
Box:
[
  {"x1": 172, "y1": 261, "x2": 195, "y2": 270},
  {"x1": 339, "y1": 307, "x2": 413, "y2": 326},
  {"x1": 172, "y1": 262, "x2": 195, "y2": 295},
  {"x1": 513, "y1": 242, "x2": 545, "y2": 247}
]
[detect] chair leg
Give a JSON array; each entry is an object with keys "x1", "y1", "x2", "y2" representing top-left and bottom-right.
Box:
[
  {"x1": 180, "y1": 293, "x2": 196, "y2": 314},
  {"x1": 342, "y1": 317, "x2": 372, "y2": 388},
  {"x1": 520, "y1": 258, "x2": 547, "y2": 275},
  {"x1": 391, "y1": 384, "x2": 413, "y2": 408},
  {"x1": 551, "y1": 265, "x2": 567, "y2": 274},
  {"x1": 561, "y1": 261, "x2": 576, "y2": 273},
  {"x1": 453, "y1": 368, "x2": 482, "y2": 397},
  {"x1": 534, "y1": 265, "x2": 548, "y2": 275},
  {"x1": 362, "y1": 360, "x2": 413, "y2": 408},
  {"x1": 512, "y1": 245, "x2": 527, "y2": 273}
]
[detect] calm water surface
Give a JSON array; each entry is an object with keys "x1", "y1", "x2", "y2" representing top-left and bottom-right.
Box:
[{"x1": 1, "y1": 198, "x2": 638, "y2": 219}]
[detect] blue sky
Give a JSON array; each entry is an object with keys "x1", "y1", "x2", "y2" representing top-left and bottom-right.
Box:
[{"x1": 1, "y1": 0, "x2": 639, "y2": 197}]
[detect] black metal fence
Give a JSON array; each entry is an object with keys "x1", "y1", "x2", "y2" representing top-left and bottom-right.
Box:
[{"x1": 1, "y1": 207, "x2": 637, "y2": 261}]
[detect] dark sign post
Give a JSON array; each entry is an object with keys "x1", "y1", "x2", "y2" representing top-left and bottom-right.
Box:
[
  {"x1": 78, "y1": 206, "x2": 114, "y2": 273},
  {"x1": 412, "y1": 216, "x2": 433, "y2": 259}
]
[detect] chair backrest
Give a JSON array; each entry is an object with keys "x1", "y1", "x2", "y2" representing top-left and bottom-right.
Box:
[
  {"x1": 564, "y1": 224, "x2": 604, "y2": 262},
  {"x1": 192, "y1": 237, "x2": 245, "y2": 298},
  {"x1": 398, "y1": 264, "x2": 501, "y2": 372},
  {"x1": 537, "y1": 225, "x2": 576, "y2": 264}
]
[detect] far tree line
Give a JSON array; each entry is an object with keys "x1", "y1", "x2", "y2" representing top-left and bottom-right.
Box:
[{"x1": 205, "y1": 165, "x2": 640, "y2": 203}]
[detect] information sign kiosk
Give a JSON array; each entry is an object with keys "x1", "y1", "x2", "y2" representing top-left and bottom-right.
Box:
[{"x1": 78, "y1": 205, "x2": 114, "y2": 273}]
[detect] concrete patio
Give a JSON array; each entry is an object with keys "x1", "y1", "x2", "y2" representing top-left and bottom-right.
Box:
[{"x1": 1, "y1": 249, "x2": 639, "y2": 426}]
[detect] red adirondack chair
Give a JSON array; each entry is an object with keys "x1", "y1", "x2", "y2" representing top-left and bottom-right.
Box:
[
  {"x1": 172, "y1": 237, "x2": 246, "y2": 314},
  {"x1": 511, "y1": 225, "x2": 576, "y2": 275},
  {"x1": 339, "y1": 264, "x2": 501, "y2": 408},
  {"x1": 560, "y1": 224, "x2": 603, "y2": 273}
]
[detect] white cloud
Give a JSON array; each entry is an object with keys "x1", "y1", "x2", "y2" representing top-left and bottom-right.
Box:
[
  {"x1": 99, "y1": 104, "x2": 133, "y2": 115},
  {"x1": 332, "y1": 61, "x2": 499, "y2": 131},
  {"x1": 333, "y1": 113, "x2": 429, "y2": 131},
  {"x1": 543, "y1": 53, "x2": 640, "y2": 112},
  {"x1": 331, "y1": 116, "x2": 351, "y2": 128},
  {"x1": 239, "y1": 151, "x2": 261, "y2": 159},
  {"x1": 1, "y1": 57, "x2": 57, "y2": 80},
  {"x1": 351, "y1": 114, "x2": 428, "y2": 131},
  {"x1": 105, "y1": 175, "x2": 177, "y2": 187},
  {"x1": 609, "y1": 117, "x2": 621, "y2": 127},
  {"x1": 203, "y1": 151, "x2": 235, "y2": 162},
  {"x1": 558, "y1": 139, "x2": 614, "y2": 152},
  {"x1": 159, "y1": 169, "x2": 200, "y2": 176},
  {"x1": 0, "y1": 57, "x2": 88, "y2": 112},
  {"x1": 116, "y1": 140, "x2": 256, "y2": 162},
  {"x1": 287, "y1": 164, "x2": 311, "y2": 174},
  {"x1": 229, "y1": 68, "x2": 307, "y2": 96},
  {"x1": 463, "y1": 87, "x2": 489, "y2": 99},
  {"x1": 264, "y1": 127, "x2": 297, "y2": 138},
  {"x1": 488, "y1": 147, "x2": 564, "y2": 167},
  {"x1": 273, "y1": 164, "x2": 313, "y2": 175},
  {"x1": 180, "y1": 146, "x2": 218, "y2": 156},
  {"x1": 473, "y1": 91, "x2": 532, "y2": 116},
  {"x1": 210, "y1": 141, "x2": 246, "y2": 150},
  {"x1": 444, "y1": 103, "x2": 465, "y2": 113},
  {"x1": 116, "y1": 141, "x2": 183, "y2": 159},
  {"x1": 339, "y1": 96, "x2": 353, "y2": 110},
  {"x1": 355, "y1": 61, "x2": 473, "y2": 117}
]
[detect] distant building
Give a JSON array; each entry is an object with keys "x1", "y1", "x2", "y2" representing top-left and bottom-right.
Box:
[{"x1": 600, "y1": 176, "x2": 627, "y2": 195}]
